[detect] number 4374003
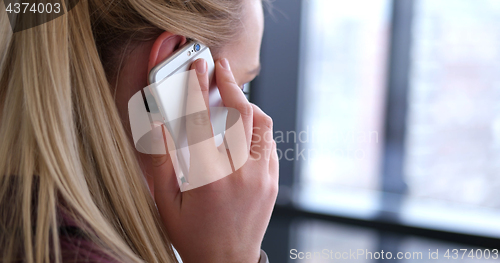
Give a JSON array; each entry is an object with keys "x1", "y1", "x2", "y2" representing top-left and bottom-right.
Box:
[
  {"x1": 444, "y1": 249, "x2": 498, "y2": 260},
  {"x1": 6, "y1": 3, "x2": 61, "y2": 14}
]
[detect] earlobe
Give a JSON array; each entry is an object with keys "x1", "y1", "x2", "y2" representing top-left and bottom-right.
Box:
[{"x1": 148, "y1": 32, "x2": 187, "y2": 73}]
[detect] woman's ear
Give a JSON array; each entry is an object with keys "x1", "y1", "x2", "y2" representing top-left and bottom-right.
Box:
[{"x1": 148, "y1": 32, "x2": 187, "y2": 73}]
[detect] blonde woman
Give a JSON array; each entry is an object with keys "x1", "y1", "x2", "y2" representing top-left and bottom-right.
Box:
[{"x1": 0, "y1": 0, "x2": 278, "y2": 262}]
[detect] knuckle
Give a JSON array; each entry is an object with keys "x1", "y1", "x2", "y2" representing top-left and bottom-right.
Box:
[
  {"x1": 254, "y1": 175, "x2": 268, "y2": 191},
  {"x1": 219, "y1": 72, "x2": 238, "y2": 86},
  {"x1": 188, "y1": 111, "x2": 211, "y2": 126},
  {"x1": 262, "y1": 115, "x2": 273, "y2": 130},
  {"x1": 199, "y1": 79, "x2": 209, "y2": 92},
  {"x1": 236, "y1": 101, "x2": 253, "y2": 118},
  {"x1": 270, "y1": 141, "x2": 277, "y2": 153},
  {"x1": 259, "y1": 176, "x2": 278, "y2": 199},
  {"x1": 270, "y1": 181, "x2": 279, "y2": 198}
]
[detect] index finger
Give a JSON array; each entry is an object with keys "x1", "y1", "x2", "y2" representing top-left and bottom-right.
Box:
[
  {"x1": 185, "y1": 69, "x2": 216, "y2": 148},
  {"x1": 215, "y1": 58, "x2": 253, "y2": 151}
]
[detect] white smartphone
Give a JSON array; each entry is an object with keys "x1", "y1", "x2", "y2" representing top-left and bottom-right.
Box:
[
  {"x1": 146, "y1": 40, "x2": 226, "y2": 183},
  {"x1": 148, "y1": 40, "x2": 223, "y2": 108}
]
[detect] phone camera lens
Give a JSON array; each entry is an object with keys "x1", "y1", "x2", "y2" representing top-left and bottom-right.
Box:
[{"x1": 194, "y1": 44, "x2": 201, "y2": 52}]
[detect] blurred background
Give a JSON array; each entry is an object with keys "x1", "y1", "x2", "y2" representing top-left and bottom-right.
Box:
[{"x1": 249, "y1": 0, "x2": 500, "y2": 262}]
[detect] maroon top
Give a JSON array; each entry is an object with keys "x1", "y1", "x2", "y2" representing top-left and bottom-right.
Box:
[{"x1": 58, "y1": 210, "x2": 121, "y2": 263}]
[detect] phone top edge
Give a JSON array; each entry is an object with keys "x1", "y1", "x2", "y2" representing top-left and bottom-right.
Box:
[{"x1": 148, "y1": 40, "x2": 208, "y2": 85}]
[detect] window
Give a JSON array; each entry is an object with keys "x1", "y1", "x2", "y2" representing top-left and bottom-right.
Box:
[
  {"x1": 403, "y1": 0, "x2": 500, "y2": 237},
  {"x1": 295, "y1": 0, "x2": 500, "y2": 237},
  {"x1": 296, "y1": 0, "x2": 392, "y2": 218},
  {"x1": 252, "y1": 0, "x2": 500, "y2": 259}
]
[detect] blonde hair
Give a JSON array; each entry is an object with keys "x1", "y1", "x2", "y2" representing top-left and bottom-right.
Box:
[{"x1": 0, "y1": 0, "x2": 244, "y2": 262}]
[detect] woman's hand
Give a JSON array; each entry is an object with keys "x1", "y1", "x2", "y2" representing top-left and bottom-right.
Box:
[{"x1": 145, "y1": 58, "x2": 279, "y2": 263}]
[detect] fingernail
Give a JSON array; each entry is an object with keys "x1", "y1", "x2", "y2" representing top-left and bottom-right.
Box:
[
  {"x1": 220, "y1": 58, "x2": 231, "y2": 70},
  {"x1": 196, "y1": 59, "x2": 207, "y2": 74},
  {"x1": 152, "y1": 124, "x2": 163, "y2": 140}
]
